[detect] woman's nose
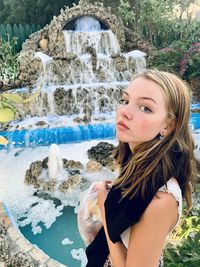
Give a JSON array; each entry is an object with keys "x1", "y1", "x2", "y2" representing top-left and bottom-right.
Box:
[{"x1": 120, "y1": 105, "x2": 133, "y2": 120}]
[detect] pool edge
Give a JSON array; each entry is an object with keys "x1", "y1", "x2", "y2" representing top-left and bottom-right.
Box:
[{"x1": 0, "y1": 202, "x2": 67, "y2": 267}]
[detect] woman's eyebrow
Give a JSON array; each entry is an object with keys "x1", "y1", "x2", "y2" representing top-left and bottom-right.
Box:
[
  {"x1": 138, "y1": 97, "x2": 157, "y2": 105},
  {"x1": 122, "y1": 91, "x2": 157, "y2": 105},
  {"x1": 122, "y1": 91, "x2": 129, "y2": 96}
]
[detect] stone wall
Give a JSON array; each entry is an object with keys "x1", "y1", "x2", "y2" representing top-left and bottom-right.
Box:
[{"x1": 123, "y1": 27, "x2": 155, "y2": 54}]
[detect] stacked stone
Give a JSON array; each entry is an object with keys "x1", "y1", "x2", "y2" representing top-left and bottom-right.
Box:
[{"x1": 24, "y1": 157, "x2": 85, "y2": 194}]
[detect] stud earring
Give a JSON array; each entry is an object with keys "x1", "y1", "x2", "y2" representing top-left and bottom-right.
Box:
[{"x1": 159, "y1": 134, "x2": 164, "y2": 140}]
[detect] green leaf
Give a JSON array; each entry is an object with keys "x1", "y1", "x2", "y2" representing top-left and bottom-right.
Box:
[
  {"x1": 0, "y1": 108, "x2": 15, "y2": 122},
  {"x1": 2, "y1": 93, "x2": 24, "y2": 103}
]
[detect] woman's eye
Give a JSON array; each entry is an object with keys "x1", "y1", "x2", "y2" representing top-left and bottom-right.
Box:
[
  {"x1": 140, "y1": 106, "x2": 152, "y2": 112},
  {"x1": 119, "y1": 99, "x2": 129, "y2": 105}
]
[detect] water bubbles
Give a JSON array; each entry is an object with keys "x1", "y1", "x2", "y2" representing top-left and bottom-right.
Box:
[
  {"x1": 17, "y1": 199, "x2": 63, "y2": 235},
  {"x1": 71, "y1": 248, "x2": 87, "y2": 267}
]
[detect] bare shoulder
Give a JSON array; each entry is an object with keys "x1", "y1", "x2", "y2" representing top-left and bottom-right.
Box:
[
  {"x1": 126, "y1": 191, "x2": 179, "y2": 266},
  {"x1": 143, "y1": 190, "x2": 179, "y2": 230},
  {"x1": 151, "y1": 190, "x2": 178, "y2": 209}
]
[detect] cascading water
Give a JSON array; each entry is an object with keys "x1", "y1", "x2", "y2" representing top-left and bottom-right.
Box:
[
  {"x1": 62, "y1": 16, "x2": 131, "y2": 86},
  {"x1": 34, "y1": 52, "x2": 53, "y2": 73},
  {"x1": 13, "y1": 15, "x2": 146, "y2": 122},
  {"x1": 75, "y1": 16, "x2": 102, "y2": 31},
  {"x1": 63, "y1": 30, "x2": 121, "y2": 56},
  {"x1": 63, "y1": 16, "x2": 120, "y2": 56}
]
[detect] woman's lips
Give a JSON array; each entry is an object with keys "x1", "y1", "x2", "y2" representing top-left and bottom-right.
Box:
[{"x1": 117, "y1": 122, "x2": 129, "y2": 130}]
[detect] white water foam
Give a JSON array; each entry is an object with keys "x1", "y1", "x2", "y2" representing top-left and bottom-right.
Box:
[
  {"x1": 193, "y1": 131, "x2": 200, "y2": 160},
  {"x1": 71, "y1": 248, "x2": 87, "y2": 267},
  {"x1": 63, "y1": 30, "x2": 121, "y2": 57},
  {"x1": 75, "y1": 16, "x2": 101, "y2": 32},
  {"x1": 48, "y1": 144, "x2": 64, "y2": 181},
  {"x1": 62, "y1": 237, "x2": 74, "y2": 245},
  {"x1": 34, "y1": 52, "x2": 53, "y2": 73}
]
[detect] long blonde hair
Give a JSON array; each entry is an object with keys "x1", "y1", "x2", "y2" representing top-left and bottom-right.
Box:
[{"x1": 114, "y1": 69, "x2": 197, "y2": 211}]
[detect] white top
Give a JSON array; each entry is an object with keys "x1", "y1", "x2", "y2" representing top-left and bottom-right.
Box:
[{"x1": 120, "y1": 178, "x2": 183, "y2": 249}]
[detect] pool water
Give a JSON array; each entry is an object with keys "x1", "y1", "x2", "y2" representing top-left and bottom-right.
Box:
[
  {"x1": 190, "y1": 112, "x2": 200, "y2": 130},
  {"x1": 20, "y1": 204, "x2": 86, "y2": 267}
]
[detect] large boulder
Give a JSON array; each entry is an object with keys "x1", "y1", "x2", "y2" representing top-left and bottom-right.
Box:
[{"x1": 87, "y1": 141, "x2": 116, "y2": 166}]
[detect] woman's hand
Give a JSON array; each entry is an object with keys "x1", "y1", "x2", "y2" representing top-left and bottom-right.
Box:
[{"x1": 97, "y1": 181, "x2": 112, "y2": 214}]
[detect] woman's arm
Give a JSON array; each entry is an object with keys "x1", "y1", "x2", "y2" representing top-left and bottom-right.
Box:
[
  {"x1": 126, "y1": 191, "x2": 178, "y2": 267},
  {"x1": 97, "y1": 183, "x2": 178, "y2": 267}
]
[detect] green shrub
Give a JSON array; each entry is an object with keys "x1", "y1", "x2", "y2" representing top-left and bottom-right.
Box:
[
  {"x1": 180, "y1": 42, "x2": 200, "y2": 80},
  {"x1": 0, "y1": 35, "x2": 19, "y2": 83},
  {"x1": 164, "y1": 188, "x2": 200, "y2": 266},
  {"x1": 164, "y1": 233, "x2": 200, "y2": 267},
  {"x1": 164, "y1": 212, "x2": 200, "y2": 266},
  {"x1": 118, "y1": 0, "x2": 200, "y2": 49},
  {"x1": 148, "y1": 39, "x2": 200, "y2": 81}
]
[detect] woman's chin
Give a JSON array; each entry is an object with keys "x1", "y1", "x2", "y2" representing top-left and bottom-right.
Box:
[{"x1": 116, "y1": 133, "x2": 130, "y2": 143}]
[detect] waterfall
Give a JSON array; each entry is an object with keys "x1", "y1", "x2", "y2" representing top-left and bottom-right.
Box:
[
  {"x1": 34, "y1": 52, "x2": 53, "y2": 79},
  {"x1": 63, "y1": 30, "x2": 121, "y2": 56},
  {"x1": 16, "y1": 17, "x2": 147, "y2": 119},
  {"x1": 123, "y1": 50, "x2": 147, "y2": 73},
  {"x1": 46, "y1": 90, "x2": 56, "y2": 115}
]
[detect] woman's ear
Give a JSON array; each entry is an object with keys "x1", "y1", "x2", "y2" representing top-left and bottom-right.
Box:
[{"x1": 160, "y1": 119, "x2": 176, "y2": 137}]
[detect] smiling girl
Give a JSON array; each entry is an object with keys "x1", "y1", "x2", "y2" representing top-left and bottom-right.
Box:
[{"x1": 86, "y1": 69, "x2": 197, "y2": 267}]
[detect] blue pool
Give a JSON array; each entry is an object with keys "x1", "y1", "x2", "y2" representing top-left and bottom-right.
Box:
[{"x1": 20, "y1": 205, "x2": 86, "y2": 266}]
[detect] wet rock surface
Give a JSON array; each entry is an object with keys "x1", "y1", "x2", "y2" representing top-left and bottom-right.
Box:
[
  {"x1": 86, "y1": 160, "x2": 103, "y2": 173},
  {"x1": 24, "y1": 141, "x2": 119, "y2": 198},
  {"x1": 13, "y1": 1, "x2": 150, "y2": 122},
  {"x1": 87, "y1": 141, "x2": 117, "y2": 166},
  {"x1": 14, "y1": 84, "x2": 125, "y2": 120}
]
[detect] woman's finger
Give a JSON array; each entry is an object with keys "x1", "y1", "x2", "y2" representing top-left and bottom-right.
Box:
[{"x1": 104, "y1": 180, "x2": 112, "y2": 184}]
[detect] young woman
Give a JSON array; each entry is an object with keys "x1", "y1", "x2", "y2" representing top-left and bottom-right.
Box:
[{"x1": 85, "y1": 69, "x2": 197, "y2": 267}]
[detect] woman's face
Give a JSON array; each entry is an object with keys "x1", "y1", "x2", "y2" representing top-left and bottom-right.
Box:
[{"x1": 116, "y1": 77, "x2": 170, "y2": 151}]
